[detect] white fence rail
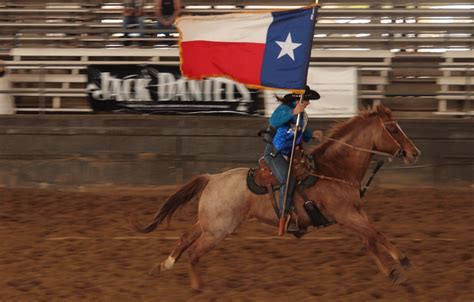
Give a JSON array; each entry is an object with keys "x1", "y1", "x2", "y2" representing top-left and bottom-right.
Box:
[{"x1": 1, "y1": 48, "x2": 472, "y2": 116}]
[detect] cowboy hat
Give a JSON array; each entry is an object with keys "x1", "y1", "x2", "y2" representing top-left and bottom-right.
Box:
[{"x1": 282, "y1": 85, "x2": 320, "y2": 102}]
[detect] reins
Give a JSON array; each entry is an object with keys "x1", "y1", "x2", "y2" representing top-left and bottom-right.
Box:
[
  {"x1": 308, "y1": 172, "x2": 360, "y2": 188},
  {"x1": 323, "y1": 136, "x2": 395, "y2": 158}
]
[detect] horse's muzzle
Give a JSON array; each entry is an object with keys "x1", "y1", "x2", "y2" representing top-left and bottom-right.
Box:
[{"x1": 402, "y1": 148, "x2": 421, "y2": 165}]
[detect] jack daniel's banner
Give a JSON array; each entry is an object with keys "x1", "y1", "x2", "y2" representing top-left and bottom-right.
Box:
[{"x1": 87, "y1": 65, "x2": 259, "y2": 114}]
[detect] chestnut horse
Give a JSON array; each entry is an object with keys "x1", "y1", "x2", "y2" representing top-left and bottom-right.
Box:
[{"x1": 132, "y1": 104, "x2": 421, "y2": 289}]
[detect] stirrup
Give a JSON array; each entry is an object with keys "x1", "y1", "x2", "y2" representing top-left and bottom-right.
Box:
[
  {"x1": 286, "y1": 212, "x2": 300, "y2": 233},
  {"x1": 286, "y1": 213, "x2": 308, "y2": 238}
]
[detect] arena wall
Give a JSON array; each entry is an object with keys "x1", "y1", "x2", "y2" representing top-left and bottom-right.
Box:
[{"x1": 0, "y1": 115, "x2": 472, "y2": 189}]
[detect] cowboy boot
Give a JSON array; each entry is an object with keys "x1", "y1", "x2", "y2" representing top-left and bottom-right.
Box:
[{"x1": 285, "y1": 209, "x2": 308, "y2": 238}]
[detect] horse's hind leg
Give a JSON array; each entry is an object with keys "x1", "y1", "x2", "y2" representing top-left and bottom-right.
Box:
[
  {"x1": 150, "y1": 222, "x2": 202, "y2": 276},
  {"x1": 187, "y1": 231, "x2": 226, "y2": 290}
]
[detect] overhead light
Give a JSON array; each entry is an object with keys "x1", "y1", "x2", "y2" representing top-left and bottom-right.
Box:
[
  {"x1": 46, "y1": 4, "x2": 81, "y2": 9},
  {"x1": 326, "y1": 48, "x2": 371, "y2": 51},
  {"x1": 101, "y1": 19, "x2": 122, "y2": 24},
  {"x1": 244, "y1": 5, "x2": 303, "y2": 9},
  {"x1": 102, "y1": 5, "x2": 122, "y2": 9},
  {"x1": 429, "y1": 5, "x2": 474, "y2": 9},
  {"x1": 418, "y1": 48, "x2": 447, "y2": 53},
  {"x1": 419, "y1": 18, "x2": 472, "y2": 24},
  {"x1": 448, "y1": 33, "x2": 472, "y2": 37},
  {"x1": 153, "y1": 44, "x2": 173, "y2": 49},
  {"x1": 350, "y1": 19, "x2": 370, "y2": 24},
  {"x1": 214, "y1": 5, "x2": 236, "y2": 9},
  {"x1": 185, "y1": 5, "x2": 211, "y2": 9},
  {"x1": 46, "y1": 33, "x2": 66, "y2": 37}
]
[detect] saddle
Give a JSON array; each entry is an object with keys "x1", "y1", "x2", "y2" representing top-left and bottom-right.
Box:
[
  {"x1": 254, "y1": 147, "x2": 314, "y2": 187},
  {"x1": 247, "y1": 147, "x2": 318, "y2": 195}
]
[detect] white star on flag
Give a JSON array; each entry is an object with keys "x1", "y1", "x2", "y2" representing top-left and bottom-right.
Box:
[{"x1": 275, "y1": 33, "x2": 302, "y2": 61}]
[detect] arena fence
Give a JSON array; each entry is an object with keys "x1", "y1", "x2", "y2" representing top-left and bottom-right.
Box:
[{"x1": 0, "y1": 115, "x2": 471, "y2": 189}]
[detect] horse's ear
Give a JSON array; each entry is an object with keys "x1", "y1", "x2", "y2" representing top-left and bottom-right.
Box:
[{"x1": 375, "y1": 104, "x2": 392, "y2": 118}]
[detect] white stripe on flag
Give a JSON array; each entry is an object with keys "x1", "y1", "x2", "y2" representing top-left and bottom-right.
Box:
[{"x1": 177, "y1": 12, "x2": 273, "y2": 43}]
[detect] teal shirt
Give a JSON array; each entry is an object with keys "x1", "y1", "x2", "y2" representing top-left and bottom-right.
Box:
[{"x1": 269, "y1": 102, "x2": 312, "y2": 142}]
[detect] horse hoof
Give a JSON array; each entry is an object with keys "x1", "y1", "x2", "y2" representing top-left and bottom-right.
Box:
[
  {"x1": 400, "y1": 256, "x2": 412, "y2": 269},
  {"x1": 289, "y1": 229, "x2": 307, "y2": 239},
  {"x1": 191, "y1": 281, "x2": 203, "y2": 291},
  {"x1": 149, "y1": 263, "x2": 161, "y2": 276},
  {"x1": 389, "y1": 268, "x2": 407, "y2": 285}
]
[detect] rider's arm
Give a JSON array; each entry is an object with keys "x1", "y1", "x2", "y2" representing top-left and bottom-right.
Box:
[{"x1": 270, "y1": 105, "x2": 293, "y2": 128}]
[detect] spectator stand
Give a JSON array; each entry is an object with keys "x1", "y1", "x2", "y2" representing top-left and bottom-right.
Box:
[{"x1": 0, "y1": 1, "x2": 473, "y2": 49}]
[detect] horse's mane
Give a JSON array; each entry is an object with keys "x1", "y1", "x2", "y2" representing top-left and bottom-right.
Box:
[
  {"x1": 327, "y1": 108, "x2": 377, "y2": 139},
  {"x1": 310, "y1": 107, "x2": 379, "y2": 157}
]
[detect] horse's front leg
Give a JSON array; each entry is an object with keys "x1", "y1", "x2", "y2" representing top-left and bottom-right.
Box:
[
  {"x1": 357, "y1": 208, "x2": 412, "y2": 269},
  {"x1": 339, "y1": 208, "x2": 407, "y2": 284}
]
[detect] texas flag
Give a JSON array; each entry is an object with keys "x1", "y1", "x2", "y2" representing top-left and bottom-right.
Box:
[{"x1": 176, "y1": 5, "x2": 318, "y2": 91}]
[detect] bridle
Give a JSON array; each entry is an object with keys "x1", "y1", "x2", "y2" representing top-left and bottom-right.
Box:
[
  {"x1": 308, "y1": 116, "x2": 405, "y2": 189},
  {"x1": 322, "y1": 117, "x2": 404, "y2": 159},
  {"x1": 380, "y1": 118, "x2": 407, "y2": 158}
]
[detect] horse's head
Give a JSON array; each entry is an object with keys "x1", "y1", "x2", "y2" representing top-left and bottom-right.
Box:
[{"x1": 373, "y1": 104, "x2": 421, "y2": 164}]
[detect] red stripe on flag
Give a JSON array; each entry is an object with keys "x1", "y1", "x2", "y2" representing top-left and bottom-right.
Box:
[{"x1": 181, "y1": 41, "x2": 265, "y2": 86}]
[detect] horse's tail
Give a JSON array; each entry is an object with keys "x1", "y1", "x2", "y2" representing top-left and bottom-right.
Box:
[{"x1": 132, "y1": 175, "x2": 210, "y2": 233}]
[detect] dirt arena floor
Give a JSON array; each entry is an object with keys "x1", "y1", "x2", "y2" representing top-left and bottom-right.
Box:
[{"x1": 0, "y1": 185, "x2": 473, "y2": 301}]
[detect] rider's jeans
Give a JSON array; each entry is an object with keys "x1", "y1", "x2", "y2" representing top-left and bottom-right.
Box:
[{"x1": 263, "y1": 143, "x2": 296, "y2": 216}]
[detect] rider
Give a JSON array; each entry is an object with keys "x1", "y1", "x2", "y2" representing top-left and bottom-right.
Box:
[{"x1": 263, "y1": 85, "x2": 321, "y2": 232}]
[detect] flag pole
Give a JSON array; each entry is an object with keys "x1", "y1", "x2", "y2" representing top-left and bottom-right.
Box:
[
  {"x1": 278, "y1": 0, "x2": 319, "y2": 236},
  {"x1": 278, "y1": 0, "x2": 320, "y2": 235},
  {"x1": 278, "y1": 93, "x2": 304, "y2": 236}
]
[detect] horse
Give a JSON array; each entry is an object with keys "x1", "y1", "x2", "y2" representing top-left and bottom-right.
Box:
[{"x1": 132, "y1": 104, "x2": 421, "y2": 290}]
